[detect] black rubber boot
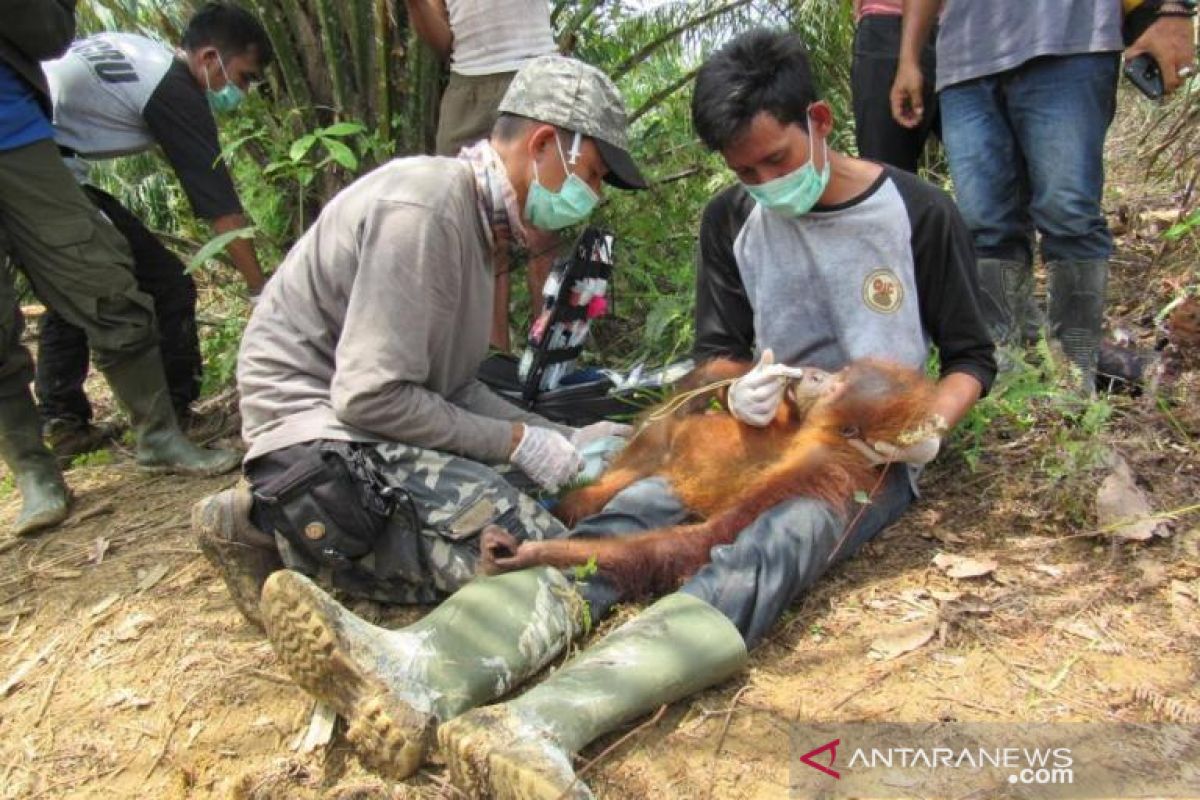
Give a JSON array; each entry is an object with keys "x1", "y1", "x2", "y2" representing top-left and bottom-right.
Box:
[
  {"x1": 101, "y1": 347, "x2": 240, "y2": 475},
  {"x1": 0, "y1": 391, "x2": 70, "y2": 536},
  {"x1": 193, "y1": 483, "x2": 281, "y2": 630},
  {"x1": 977, "y1": 257, "x2": 1037, "y2": 347},
  {"x1": 1048, "y1": 259, "x2": 1109, "y2": 391}
]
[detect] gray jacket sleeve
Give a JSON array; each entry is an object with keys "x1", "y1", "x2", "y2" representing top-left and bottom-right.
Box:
[
  {"x1": 328, "y1": 199, "x2": 515, "y2": 463},
  {"x1": 448, "y1": 380, "x2": 574, "y2": 437}
]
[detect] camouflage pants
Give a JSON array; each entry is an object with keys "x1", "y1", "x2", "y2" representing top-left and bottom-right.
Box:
[{"x1": 247, "y1": 439, "x2": 567, "y2": 604}]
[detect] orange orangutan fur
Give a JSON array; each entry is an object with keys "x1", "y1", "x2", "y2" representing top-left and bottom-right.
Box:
[{"x1": 483, "y1": 358, "x2": 938, "y2": 598}]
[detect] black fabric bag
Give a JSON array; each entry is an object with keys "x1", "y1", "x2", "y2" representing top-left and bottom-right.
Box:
[
  {"x1": 478, "y1": 225, "x2": 658, "y2": 425},
  {"x1": 251, "y1": 441, "x2": 397, "y2": 569}
]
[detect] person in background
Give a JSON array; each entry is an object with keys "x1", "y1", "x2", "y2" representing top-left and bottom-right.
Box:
[
  {"x1": 406, "y1": 0, "x2": 562, "y2": 352},
  {"x1": 891, "y1": 0, "x2": 1197, "y2": 388},
  {"x1": 36, "y1": 2, "x2": 274, "y2": 454},
  {"x1": 0, "y1": 0, "x2": 240, "y2": 538},
  {"x1": 851, "y1": 0, "x2": 939, "y2": 172}
]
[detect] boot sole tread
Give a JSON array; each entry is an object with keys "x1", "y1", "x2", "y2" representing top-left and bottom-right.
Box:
[
  {"x1": 261, "y1": 572, "x2": 432, "y2": 780},
  {"x1": 438, "y1": 708, "x2": 591, "y2": 800}
]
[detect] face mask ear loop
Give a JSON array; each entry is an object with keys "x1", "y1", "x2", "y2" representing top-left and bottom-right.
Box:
[
  {"x1": 807, "y1": 112, "x2": 828, "y2": 175},
  {"x1": 566, "y1": 130, "x2": 583, "y2": 166}
]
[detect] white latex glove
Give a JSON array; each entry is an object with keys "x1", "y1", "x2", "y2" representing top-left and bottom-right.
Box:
[
  {"x1": 570, "y1": 421, "x2": 634, "y2": 450},
  {"x1": 511, "y1": 425, "x2": 584, "y2": 493},
  {"x1": 728, "y1": 349, "x2": 804, "y2": 427},
  {"x1": 848, "y1": 435, "x2": 941, "y2": 467}
]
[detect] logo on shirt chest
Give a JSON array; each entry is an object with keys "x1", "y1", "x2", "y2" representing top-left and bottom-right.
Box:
[{"x1": 862, "y1": 268, "x2": 903, "y2": 314}]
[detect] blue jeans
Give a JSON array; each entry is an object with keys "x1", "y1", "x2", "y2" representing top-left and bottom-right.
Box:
[
  {"x1": 940, "y1": 52, "x2": 1119, "y2": 264},
  {"x1": 570, "y1": 467, "x2": 915, "y2": 649}
]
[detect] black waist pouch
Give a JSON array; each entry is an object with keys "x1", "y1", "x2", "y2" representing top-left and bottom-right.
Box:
[{"x1": 251, "y1": 441, "x2": 397, "y2": 569}]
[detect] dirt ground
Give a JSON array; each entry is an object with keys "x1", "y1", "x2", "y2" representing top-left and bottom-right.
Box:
[{"x1": 2, "y1": 95, "x2": 1199, "y2": 799}]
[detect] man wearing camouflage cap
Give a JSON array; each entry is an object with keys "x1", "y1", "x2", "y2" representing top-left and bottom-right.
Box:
[{"x1": 190, "y1": 55, "x2": 645, "y2": 778}]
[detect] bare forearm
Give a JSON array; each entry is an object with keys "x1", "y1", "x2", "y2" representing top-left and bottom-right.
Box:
[
  {"x1": 898, "y1": 0, "x2": 940, "y2": 66},
  {"x1": 931, "y1": 371, "x2": 983, "y2": 430},
  {"x1": 212, "y1": 213, "x2": 266, "y2": 294},
  {"x1": 404, "y1": 0, "x2": 453, "y2": 59}
]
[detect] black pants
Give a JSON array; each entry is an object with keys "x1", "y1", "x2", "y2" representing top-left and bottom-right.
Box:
[
  {"x1": 851, "y1": 15, "x2": 940, "y2": 173},
  {"x1": 35, "y1": 185, "x2": 200, "y2": 422}
]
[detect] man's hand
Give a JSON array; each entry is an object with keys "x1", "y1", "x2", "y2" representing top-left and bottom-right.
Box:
[
  {"x1": 848, "y1": 435, "x2": 940, "y2": 467},
  {"x1": 571, "y1": 421, "x2": 634, "y2": 450},
  {"x1": 510, "y1": 424, "x2": 583, "y2": 493},
  {"x1": 728, "y1": 349, "x2": 791, "y2": 427},
  {"x1": 890, "y1": 59, "x2": 926, "y2": 128},
  {"x1": 1126, "y1": 14, "x2": 1197, "y2": 95}
]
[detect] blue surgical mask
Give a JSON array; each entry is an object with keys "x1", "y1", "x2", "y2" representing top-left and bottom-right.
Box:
[
  {"x1": 204, "y1": 53, "x2": 244, "y2": 114},
  {"x1": 742, "y1": 115, "x2": 830, "y2": 217},
  {"x1": 525, "y1": 131, "x2": 600, "y2": 231}
]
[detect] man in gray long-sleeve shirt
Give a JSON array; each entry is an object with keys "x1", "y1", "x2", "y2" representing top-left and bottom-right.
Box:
[{"x1": 193, "y1": 55, "x2": 646, "y2": 627}]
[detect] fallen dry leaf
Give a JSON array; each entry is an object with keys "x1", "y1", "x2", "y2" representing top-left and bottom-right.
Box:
[
  {"x1": 135, "y1": 563, "x2": 171, "y2": 593},
  {"x1": 90, "y1": 593, "x2": 121, "y2": 617},
  {"x1": 88, "y1": 537, "x2": 111, "y2": 565},
  {"x1": 1031, "y1": 563, "x2": 1063, "y2": 579},
  {"x1": 932, "y1": 552, "x2": 998, "y2": 579},
  {"x1": 869, "y1": 618, "x2": 937, "y2": 661},
  {"x1": 1170, "y1": 580, "x2": 1200, "y2": 636},
  {"x1": 1096, "y1": 455, "x2": 1171, "y2": 541},
  {"x1": 114, "y1": 612, "x2": 155, "y2": 642},
  {"x1": 295, "y1": 701, "x2": 337, "y2": 753}
]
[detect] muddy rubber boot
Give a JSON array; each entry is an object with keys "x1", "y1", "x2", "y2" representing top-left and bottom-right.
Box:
[
  {"x1": 101, "y1": 348, "x2": 240, "y2": 476},
  {"x1": 1048, "y1": 259, "x2": 1108, "y2": 391},
  {"x1": 0, "y1": 391, "x2": 70, "y2": 536},
  {"x1": 976, "y1": 257, "x2": 1038, "y2": 350},
  {"x1": 260, "y1": 566, "x2": 585, "y2": 780},
  {"x1": 439, "y1": 592, "x2": 748, "y2": 800},
  {"x1": 193, "y1": 483, "x2": 281, "y2": 631}
]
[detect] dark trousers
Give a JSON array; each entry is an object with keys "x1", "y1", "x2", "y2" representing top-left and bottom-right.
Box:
[
  {"x1": 35, "y1": 185, "x2": 199, "y2": 422},
  {"x1": 571, "y1": 467, "x2": 915, "y2": 649},
  {"x1": 851, "y1": 15, "x2": 940, "y2": 173}
]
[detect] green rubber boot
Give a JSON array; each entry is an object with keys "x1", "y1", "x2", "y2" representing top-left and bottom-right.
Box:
[
  {"x1": 439, "y1": 592, "x2": 749, "y2": 800},
  {"x1": 101, "y1": 347, "x2": 240, "y2": 475},
  {"x1": 1048, "y1": 259, "x2": 1108, "y2": 392},
  {"x1": 0, "y1": 390, "x2": 70, "y2": 536},
  {"x1": 260, "y1": 566, "x2": 586, "y2": 780}
]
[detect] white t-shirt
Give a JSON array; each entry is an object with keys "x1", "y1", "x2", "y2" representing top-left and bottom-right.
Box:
[{"x1": 447, "y1": 0, "x2": 558, "y2": 76}]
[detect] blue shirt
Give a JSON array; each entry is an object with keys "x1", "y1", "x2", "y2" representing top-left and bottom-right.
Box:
[{"x1": 0, "y1": 62, "x2": 55, "y2": 152}]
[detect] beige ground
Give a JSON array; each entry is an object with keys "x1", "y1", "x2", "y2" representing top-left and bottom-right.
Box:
[{"x1": 1, "y1": 92, "x2": 1198, "y2": 800}]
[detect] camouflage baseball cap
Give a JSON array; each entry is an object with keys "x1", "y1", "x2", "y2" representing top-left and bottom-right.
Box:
[{"x1": 498, "y1": 55, "x2": 647, "y2": 191}]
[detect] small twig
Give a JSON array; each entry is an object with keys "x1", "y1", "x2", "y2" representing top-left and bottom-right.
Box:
[
  {"x1": 556, "y1": 704, "x2": 668, "y2": 800},
  {"x1": 34, "y1": 609, "x2": 114, "y2": 725},
  {"x1": 144, "y1": 685, "x2": 205, "y2": 778},
  {"x1": 704, "y1": 685, "x2": 751, "y2": 800}
]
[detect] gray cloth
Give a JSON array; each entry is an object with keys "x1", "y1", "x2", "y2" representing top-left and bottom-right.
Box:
[
  {"x1": 567, "y1": 468, "x2": 915, "y2": 649},
  {"x1": 43, "y1": 33, "x2": 174, "y2": 159},
  {"x1": 238, "y1": 156, "x2": 562, "y2": 463},
  {"x1": 936, "y1": 0, "x2": 1123, "y2": 91},
  {"x1": 248, "y1": 439, "x2": 568, "y2": 605}
]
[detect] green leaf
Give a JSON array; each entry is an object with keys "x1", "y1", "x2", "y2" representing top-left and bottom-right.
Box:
[
  {"x1": 318, "y1": 121, "x2": 366, "y2": 138},
  {"x1": 322, "y1": 138, "x2": 359, "y2": 171},
  {"x1": 186, "y1": 226, "x2": 257, "y2": 273},
  {"x1": 289, "y1": 134, "x2": 317, "y2": 162},
  {"x1": 1164, "y1": 208, "x2": 1200, "y2": 240},
  {"x1": 853, "y1": 490, "x2": 870, "y2": 504}
]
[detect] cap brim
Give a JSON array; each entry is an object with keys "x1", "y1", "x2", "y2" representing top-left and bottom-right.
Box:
[{"x1": 595, "y1": 139, "x2": 648, "y2": 191}]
